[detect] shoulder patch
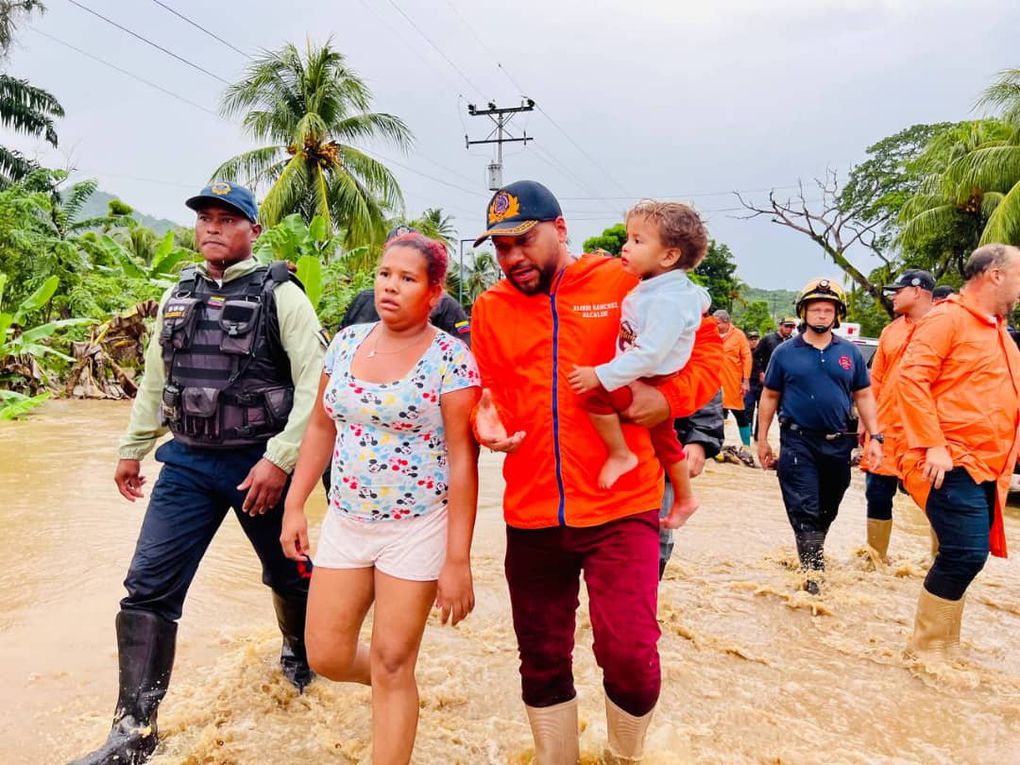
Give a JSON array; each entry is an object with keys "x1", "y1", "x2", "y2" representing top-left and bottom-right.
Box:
[{"x1": 316, "y1": 327, "x2": 331, "y2": 349}]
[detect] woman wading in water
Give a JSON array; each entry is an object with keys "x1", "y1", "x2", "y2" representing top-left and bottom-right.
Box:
[{"x1": 281, "y1": 233, "x2": 481, "y2": 764}]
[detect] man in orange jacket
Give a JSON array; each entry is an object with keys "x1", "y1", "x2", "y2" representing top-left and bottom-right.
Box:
[
  {"x1": 861, "y1": 270, "x2": 935, "y2": 561},
  {"x1": 894, "y1": 244, "x2": 1020, "y2": 666},
  {"x1": 714, "y1": 310, "x2": 754, "y2": 463},
  {"x1": 470, "y1": 180, "x2": 720, "y2": 764}
]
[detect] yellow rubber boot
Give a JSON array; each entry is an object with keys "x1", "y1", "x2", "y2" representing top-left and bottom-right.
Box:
[
  {"x1": 906, "y1": 588, "x2": 965, "y2": 666},
  {"x1": 604, "y1": 696, "x2": 654, "y2": 764},
  {"x1": 866, "y1": 518, "x2": 893, "y2": 562},
  {"x1": 525, "y1": 699, "x2": 579, "y2": 765}
]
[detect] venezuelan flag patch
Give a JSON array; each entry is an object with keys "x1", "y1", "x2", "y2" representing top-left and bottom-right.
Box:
[
  {"x1": 455, "y1": 320, "x2": 470, "y2": 334},
  {"x1": 208, "y1": 295, "x2": 226, "y2": 307}
]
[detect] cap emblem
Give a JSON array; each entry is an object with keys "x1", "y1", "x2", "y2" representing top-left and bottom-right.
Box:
[
  {"x1": 211, "y1": 181, "x2": 232, "y2": 196},
  {"x1": 488, "y1": 191, "x2": 520, "y2": 224}
]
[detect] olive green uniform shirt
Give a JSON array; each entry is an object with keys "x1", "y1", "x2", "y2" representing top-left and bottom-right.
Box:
[{"x1": 118, "y1": 258, "x2": 326, "y2": 473}]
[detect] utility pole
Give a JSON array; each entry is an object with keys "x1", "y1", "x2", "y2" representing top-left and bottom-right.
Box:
[{"x1": 465, "y1": 99, "x2": 535, "y2": 190}]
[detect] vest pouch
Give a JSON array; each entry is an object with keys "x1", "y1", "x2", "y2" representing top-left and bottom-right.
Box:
[
  {"x1": 263, "y1": 386, "x2": 294, "y2": 428},
  {"x1": 219, "y1": 300, "x2": 261, "y2": 355},
  {"x1": 181, "y1": 386, "x2": 221, "y2": 439},
  {"x1": 159, "y1": 297, "x2": 201, "y2": 356}
]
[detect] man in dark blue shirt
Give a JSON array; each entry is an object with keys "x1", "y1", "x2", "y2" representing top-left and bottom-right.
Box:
[{"x1": 757, "y1": 279, "x2": 884, "y2": 594}]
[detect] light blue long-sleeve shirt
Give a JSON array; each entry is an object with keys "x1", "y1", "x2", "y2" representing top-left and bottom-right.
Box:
[{"x1": 594, "y1": 269, "x2": 710, "y2": 392}]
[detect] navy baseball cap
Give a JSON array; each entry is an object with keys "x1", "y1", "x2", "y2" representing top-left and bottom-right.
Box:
[
  {"x1": 474, "y1": 180, "x2": 563, "y2": 247},
  {"x1": 884, "y1": 269, "x2": 935, "y2": 293},
  {"x1": 186, "y1": 181, "x2": 259, "y2": 223}
]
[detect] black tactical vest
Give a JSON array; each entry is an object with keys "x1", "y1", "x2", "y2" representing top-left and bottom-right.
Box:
[{"x1": 158, "y1": 261, "x2": 299, "y2": 449}]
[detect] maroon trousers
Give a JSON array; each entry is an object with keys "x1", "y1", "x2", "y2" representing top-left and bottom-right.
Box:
[{"x1": 504, "y1": 508, "x2": 661, "y2": 716}]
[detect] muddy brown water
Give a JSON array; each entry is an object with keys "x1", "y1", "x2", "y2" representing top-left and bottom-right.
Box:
[{"x1": 1, "y1": 400, "x2": 1019, "y2": 764}]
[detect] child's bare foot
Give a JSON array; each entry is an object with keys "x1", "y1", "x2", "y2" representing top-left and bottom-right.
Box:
[
  {"x1": 661, "y1": 496, "x2": 700, "y2": 529},
  {"x1": 598, "y1": 452, "x2": 639, "y2": 489}
]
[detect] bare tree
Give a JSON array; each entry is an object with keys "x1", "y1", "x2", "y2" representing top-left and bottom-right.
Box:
[{"x1": 736, "y1": 170, "x2": 893, "y2": 316}]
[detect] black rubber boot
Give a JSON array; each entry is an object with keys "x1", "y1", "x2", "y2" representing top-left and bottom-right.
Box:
[
  {"x1": 273, "y1": 590, "x2": 314, "y2": 692},
  {"x1": 69, "y1": 609, "x2": 177, "y2": 765},
  {"x1": 795, "y1": 531, "x2": 826, "y2": 595}
]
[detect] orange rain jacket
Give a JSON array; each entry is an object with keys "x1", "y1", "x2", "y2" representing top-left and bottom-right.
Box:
[
  {"x1": 860, "y1": 315, "x2": 916, "y2": 476},
  {"x1": 471, "y1": 254, "x2": 722, "y2": 529},
  {"x1": 719, "y1": 326, "x2": 752, "y2": 410},
  {"x1": 894, "y1": 293, "x2": 1020, "y2": 558}
]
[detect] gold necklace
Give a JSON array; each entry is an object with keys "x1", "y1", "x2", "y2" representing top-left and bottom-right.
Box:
[{"x1": 366, "y1": 325, "x2": 431, "y2": 358}]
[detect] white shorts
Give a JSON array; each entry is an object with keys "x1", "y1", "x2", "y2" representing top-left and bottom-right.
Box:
[{"x1": 314, "y1": 507, "x2": 448, "y2": 581}]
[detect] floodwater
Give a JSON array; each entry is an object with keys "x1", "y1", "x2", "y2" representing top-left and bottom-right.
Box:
[{"x1": 1, "y1": 399, "x2": 1019, "y2": 764}]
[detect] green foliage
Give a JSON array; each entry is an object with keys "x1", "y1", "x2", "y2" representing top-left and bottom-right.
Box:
[
  {"x1": 318, "y1": 260, "x2": 374, "y2": 332},
  {"x1": 0, "y1": 2, "x2": 64, "y2": 184},
  {"x1": 0, "y1": 388, "x2": 49, "y2": 419},
  {"x1": 447, "y1": 250, "x2": 499, "y2": 311},
  {"x1": 736, "y1": 301, "x2": 774, "y2": 335},
  {"x1": 694, "y1": 240, "x2": 743, "y2": 312},
  {"x1": 215, "y1": 39, "x2": 412, "y2": 247},
  {"x1": 583, "y1": 224, "x2": 627, "y2": 255},
  {"x1": 1, "y1": 272, "x2": 93, "y2": 390},
  {"x1": 844, "y1": 288, "x2": 892, "y2": 338}
]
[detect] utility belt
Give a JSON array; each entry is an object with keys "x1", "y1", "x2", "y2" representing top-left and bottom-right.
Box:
[
  {"x1": 779, "y1": 416, "x2": 858, "y2": 441},
  {"x1": 161, "y1": 383, "x2": 293, "y2": 447}
]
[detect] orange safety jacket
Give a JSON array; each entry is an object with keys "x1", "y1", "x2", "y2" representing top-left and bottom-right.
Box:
[
  {"x1": 719, "y1": 326, "x2": 752, "y2": 410},
  {"x1": 894, "y1": 294, "x2": 1020, "y2": 558},
  {"x1": 471, "y1": 254, "x2": 722, "y2": 529},
  {"x1": 861, "y1": 315, "x2": 916, "y2": 476}
]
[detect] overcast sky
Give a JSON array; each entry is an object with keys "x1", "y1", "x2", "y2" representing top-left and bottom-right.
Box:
[{"x1": 6, "y1": 0, "x2": 1020, "y2": 289}]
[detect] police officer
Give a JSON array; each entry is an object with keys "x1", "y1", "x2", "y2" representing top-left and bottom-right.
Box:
[
  {"x1": 73, "y1": 182, "x2": 327, "y2": 765},
  {"x1": 757, "y1": 279, "x2": 883, "y2": 594}
]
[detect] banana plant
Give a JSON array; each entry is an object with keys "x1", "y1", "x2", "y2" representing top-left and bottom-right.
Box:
[
  {"x1": 253, "y1": 213, "x2": 342, "y2": 310},
  {"x1": 93, "y1": 230, "x2": 195, "y2": 289},
  {"x1": 1, "y1": 273, "x2": 92, "y2": 389}
]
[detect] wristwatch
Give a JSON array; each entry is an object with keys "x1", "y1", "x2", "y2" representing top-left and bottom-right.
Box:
[{"x1": 870, "y1": 432, "x2": 885, "y2": 443}]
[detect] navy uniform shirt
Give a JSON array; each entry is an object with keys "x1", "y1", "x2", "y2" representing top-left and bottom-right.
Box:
[{"x1": 763, "y1": 334, "x2": 870, "y2": 433}]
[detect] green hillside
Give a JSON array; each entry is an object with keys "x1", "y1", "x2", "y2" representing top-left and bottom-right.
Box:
[{"x1": 75, "y1": 189, "x2": 185, "y2": 234}]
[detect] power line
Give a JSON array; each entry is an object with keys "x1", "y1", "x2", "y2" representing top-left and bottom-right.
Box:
[
  {"x1": 149, "y1": 0, "x2": 250, "y2": 59},
  {"x1": 65, "y1": 0, "x2": 231, "y2": 84},
  {"x1": 29, "y1": 28, "x2": 220, "y2": 116},
  {"x1": 434, "y1": 1, "x2": 630, "y2": 197},
  {"x1": 382, "y1": 0, "x2": 489, "y2": 100}
]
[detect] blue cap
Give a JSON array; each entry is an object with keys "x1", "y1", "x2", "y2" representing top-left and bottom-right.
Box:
[
  {"x1": 186, "y1": 181, "x2": 259, "y2": 223},
  {"x1": 883, "y1": 269, "x2": 935, "y2": 293},
  {"x1": 474, "y1": 180, "x2": 562, "y2": 247}
]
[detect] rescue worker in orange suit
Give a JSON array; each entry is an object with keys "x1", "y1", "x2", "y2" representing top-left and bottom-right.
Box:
[
  {"x1": 895, "y1": 244, "x2": 1020, "y2": 666},
  {"x1": 860, "y1": 269, "x2": 935, "y2": 562},
  {"x1": 469, "y1": 180, "x2": 720, "y2": 764},
  {"x1": 714, "y1": 309, "x2": 754, "y2": 456},
  {"x1": 757, "y1": 279, "x2": 884, "y2": 594}
]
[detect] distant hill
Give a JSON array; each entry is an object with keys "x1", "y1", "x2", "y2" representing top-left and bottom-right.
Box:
[
  {"x1": 75, "y1": 189, "x2": 186, "y2": 235},
  {"x1": 737, "y1": 286, "x2": 798, "y2": 319}
]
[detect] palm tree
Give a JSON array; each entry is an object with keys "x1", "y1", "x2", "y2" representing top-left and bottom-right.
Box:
[
  {"x1": 214, "y1": 39, "x2": 412, "y2": 247},
  {"x1": 901, "y1": 72, "x2": 1020, "y2": 254},
  {"x1": 411, "y1": 207, "x2": 456, "y2": 253},
  {"x1": 1, "y1": 0, "x2": 63, "y2": 184}
]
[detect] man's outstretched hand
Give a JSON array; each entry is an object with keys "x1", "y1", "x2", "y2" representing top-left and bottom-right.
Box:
[{"x1": 475, "y1": 389, "x2": 525, "y2": 453}]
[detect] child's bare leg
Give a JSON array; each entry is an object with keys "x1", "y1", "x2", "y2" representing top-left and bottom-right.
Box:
[
  {"x1": 590, "y1": 412, "x2": 639, "y2": 489},
  {"x1": 662, "y1": 459, "x2": 699, "y2": 528}
]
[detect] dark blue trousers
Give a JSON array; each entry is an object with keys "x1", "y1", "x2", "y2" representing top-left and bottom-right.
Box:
[
  {"x1": 924, "y1": 468, "x2": 995, "y2": 601},
  {"x1": 865, "y1": 472, "x2": 899, "y2": 521},
  {"x1": 121, "y1": 439, "x2": 310, "y2": 622},
  {"x1": 776, "y1": 429, "x2": 854, "y2": 535}
]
